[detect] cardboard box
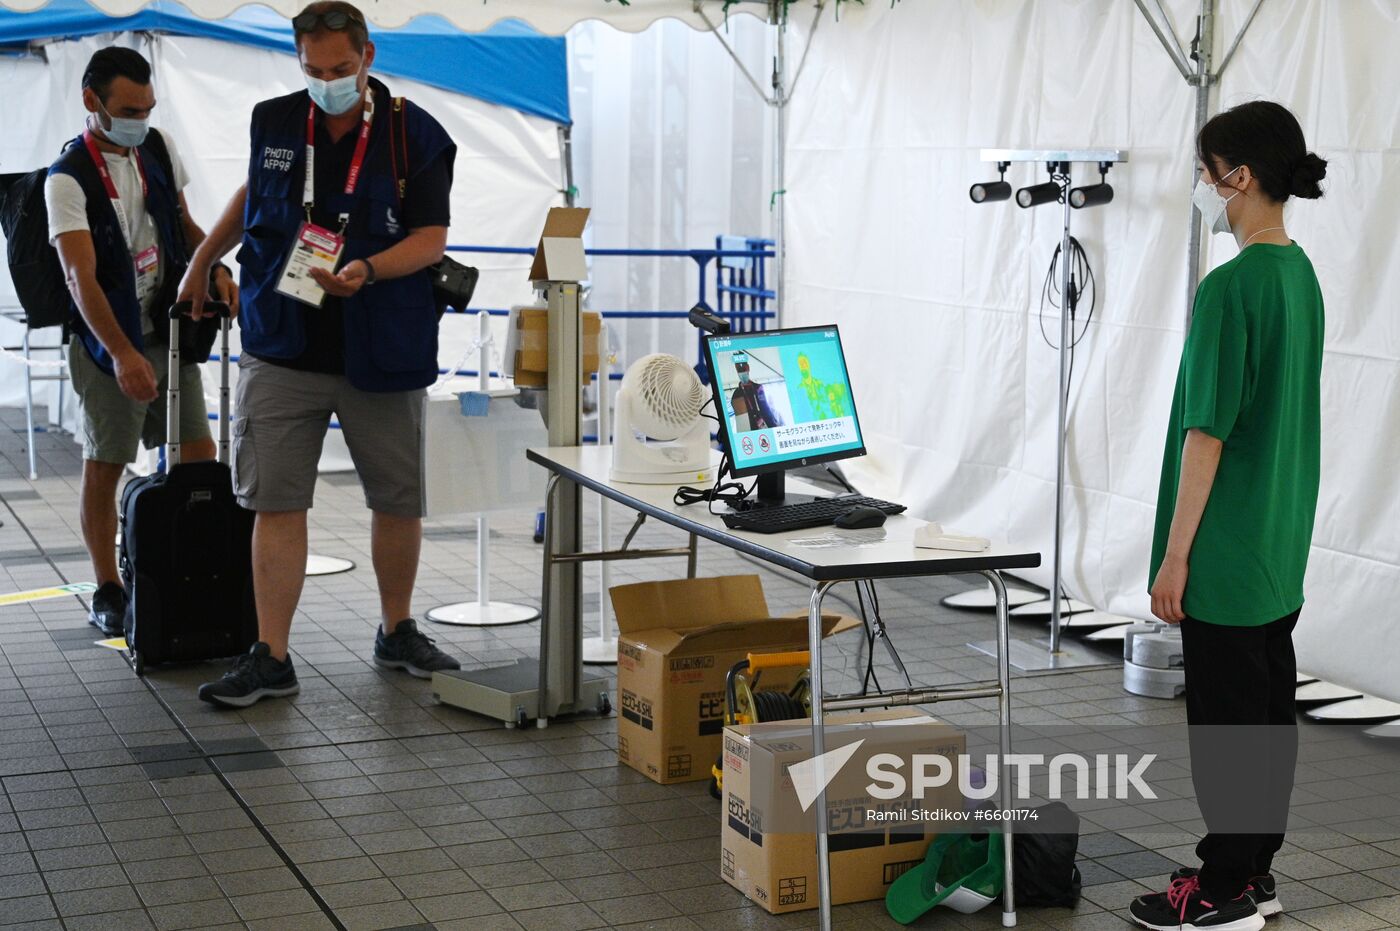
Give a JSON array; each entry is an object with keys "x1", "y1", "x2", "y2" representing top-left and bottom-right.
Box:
[
  {"x1": 512, "y1": 307, "x2": 602, "y2": 387},
  {"x1": 721, "y1": 709, "x2": 966, "y2": 913},
  {"x1": 611, "y1": 575, "x2": 860, "y2": 784}
]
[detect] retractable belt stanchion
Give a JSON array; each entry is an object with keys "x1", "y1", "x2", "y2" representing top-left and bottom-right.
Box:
[{"x1": 429, "y1": 309, "x2": 541, "y2": 627}]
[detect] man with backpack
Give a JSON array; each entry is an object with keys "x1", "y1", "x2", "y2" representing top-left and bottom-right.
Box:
[
  {"x1": 179, "y1": 1, "x2": 463, "y2": 707},
  {"x1": 47, "y1": 47, "x2": 238, "y2": 636}
]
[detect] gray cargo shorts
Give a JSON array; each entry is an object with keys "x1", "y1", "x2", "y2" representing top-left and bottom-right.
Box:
[
  {"x1": 68, "y1": 339, "x2": 211, "y2": 464},
  {"x1": 232, "y1": 355, "x2": 425, "y2": 517}
]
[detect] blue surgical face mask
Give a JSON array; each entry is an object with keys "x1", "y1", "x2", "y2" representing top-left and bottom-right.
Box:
[
  {"x1": 305, "y1": 70, "x2": 363, "y2": 115},
  {"x1": 95, "y1": 100, "x2": 149, "y2": 148}
]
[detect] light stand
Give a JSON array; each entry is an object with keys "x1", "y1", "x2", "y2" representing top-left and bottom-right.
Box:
[{"x1": 966, "y1": 149, "x2": 1132, "y2": 671}]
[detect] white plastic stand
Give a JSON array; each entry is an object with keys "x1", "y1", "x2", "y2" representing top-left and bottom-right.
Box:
[
  {"x1": 583, "y1": 338, "x2": 617, "y2": 665},
  {"x1": 428, "y1": 309, "x2": 541, "y2": 628},
  {"x1": 306, "y1": 554, "x2": 355, "y2": 577}
]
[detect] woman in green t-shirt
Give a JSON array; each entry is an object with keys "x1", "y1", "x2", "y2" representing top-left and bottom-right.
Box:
[{"x1": 1130, "y1": 102, "x2": 1327, "y2": 931}]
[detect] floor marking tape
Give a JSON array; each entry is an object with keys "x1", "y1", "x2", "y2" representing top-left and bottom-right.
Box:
[{"x1": 0, "y1": 581, "x2": 97, "y2": 607}]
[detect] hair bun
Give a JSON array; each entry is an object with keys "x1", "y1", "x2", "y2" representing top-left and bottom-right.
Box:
[{"x1": 1291, "y1": 152, "x2": 1327, "y2": 199}]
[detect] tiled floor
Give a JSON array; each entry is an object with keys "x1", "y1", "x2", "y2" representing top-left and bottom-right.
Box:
[{"x1": 3, "y1": 409, "x2": 1399, "y2": 930}]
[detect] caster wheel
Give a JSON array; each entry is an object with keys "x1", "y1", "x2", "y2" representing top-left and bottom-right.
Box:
[
  {"x1": 598, "y1": 692, "x2": 612, "y2": 716},
  {"x1": 132, "y1": 651, "x2": 145, "y2": 677}
]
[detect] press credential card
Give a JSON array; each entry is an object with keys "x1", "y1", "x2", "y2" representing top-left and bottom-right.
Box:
[{"x1": 276, "y1": 222, "x2": 344, "y2": 308}]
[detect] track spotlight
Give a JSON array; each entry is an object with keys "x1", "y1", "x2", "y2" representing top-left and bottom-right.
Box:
[
  {"x1": 1069, "y1": 183, "x2": 1114, "y2": 208},
  {"x1": 970, "y1": 161, "x2": 1012, "y2": 204},
  {"x1": 1016, "y1": 181, "x2": 1061, "y2": 209},
  {"x1": 970, "y1": 180, "x2": 1011, "y2": 203}
]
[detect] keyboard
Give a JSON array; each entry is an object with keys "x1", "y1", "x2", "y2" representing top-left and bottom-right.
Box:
[{"x1": 720, "y1": 496, "x2": 907, "y2": 534}]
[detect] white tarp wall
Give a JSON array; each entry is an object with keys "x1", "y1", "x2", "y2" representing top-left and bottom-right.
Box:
[
  {"x1": 1, "y1": 31, "x2": 563, "y2": 468},
  {"x1": 568, "y1": 15, "x2": 773, "y2": 369},
  {"x1": 785, "y1": 0, "x2": 1400, "y2": 703}
]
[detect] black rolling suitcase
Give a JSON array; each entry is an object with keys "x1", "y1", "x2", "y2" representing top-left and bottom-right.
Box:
[{"x1": 119, "y1": 302, "x2": 257, "y2": 675}]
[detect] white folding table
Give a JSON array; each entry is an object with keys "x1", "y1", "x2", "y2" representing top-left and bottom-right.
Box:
[{"x1": 526, "y1": 445, "x2": 1040, "y2": 928}]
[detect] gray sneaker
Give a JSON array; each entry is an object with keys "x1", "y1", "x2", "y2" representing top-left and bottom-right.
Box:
[
  {"x1": 374, "y1": 619, "x2": 461, "y2": 678},
  {"x1": 198, "y1": 642, "x2": 300, "y2": 708}
]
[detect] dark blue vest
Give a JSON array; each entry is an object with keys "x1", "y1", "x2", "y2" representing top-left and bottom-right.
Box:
[
  {"x1": 49, "y1": 134, "x2": 187, "y2": 376},
  {"x1": 239, "y1": 82, "x2": 455, "y2": 392}
]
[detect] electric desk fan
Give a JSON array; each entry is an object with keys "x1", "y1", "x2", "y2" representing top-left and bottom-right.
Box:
[{"x1": 610, "y1": 353, "x2": 714, "y2": 484}]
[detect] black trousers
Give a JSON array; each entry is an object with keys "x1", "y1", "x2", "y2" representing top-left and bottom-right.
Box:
[{"x1": 1180, "y1": 608, "x2": 1300, "y2": 901}]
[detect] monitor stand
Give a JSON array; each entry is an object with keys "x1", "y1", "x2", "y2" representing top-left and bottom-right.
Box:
[{"x1": 730, "y1": 469, "x2": 820, "y2": 511}]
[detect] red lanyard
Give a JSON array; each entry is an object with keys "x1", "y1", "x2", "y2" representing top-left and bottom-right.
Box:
[
  {"x1": 83, "y1": 130, "x2": 147, "y2": 246},
  {"x1": 303, "y1": 89, "x2": 374, "y2": 222}
]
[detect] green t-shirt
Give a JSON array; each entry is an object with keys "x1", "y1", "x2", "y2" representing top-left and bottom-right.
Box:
[{"x1": 1151, "y1": 242, "x2": 1324, "y2": 626}]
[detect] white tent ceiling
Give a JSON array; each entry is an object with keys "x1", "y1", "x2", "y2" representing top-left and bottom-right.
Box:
[{"x1": 0, "y1": 0, "x2": 794, "y2": 33}]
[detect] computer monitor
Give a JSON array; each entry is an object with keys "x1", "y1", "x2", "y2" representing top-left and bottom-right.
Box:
[{"x1": 703, "y1": 325, "x2": 867, "y2": 507}]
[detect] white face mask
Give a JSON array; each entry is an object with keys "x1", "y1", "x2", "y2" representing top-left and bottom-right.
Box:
[{"x1": 1192, "y1": 165, "x2": 1242, "y2": 236}]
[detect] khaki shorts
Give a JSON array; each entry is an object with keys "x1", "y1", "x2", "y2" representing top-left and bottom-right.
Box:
[
  {"x1": 68, "y1": 340, "x2": 211, "y2": 464},
  {"x1": 232, "y1": 356, "x2": 425, "y2": 517}
]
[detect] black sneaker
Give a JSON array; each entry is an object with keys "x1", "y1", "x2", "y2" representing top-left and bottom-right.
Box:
[
  {"x1": 1171, "y1": 867, "x2": 1281, "y2": 919},
  {"x1": 374, "y1": 619, "x2": 461, "y2": 679},
  {"x1": 198, "y1": 642, "x2": 300, "y2": 708},
  {"x1": 1130, "y1": 874, "x2": 1264, "y2": 931},
  {"x1": 89, "y1": 582, "x2": 126, "y2": 637}
]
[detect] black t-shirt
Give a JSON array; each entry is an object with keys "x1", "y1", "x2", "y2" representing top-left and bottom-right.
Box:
[{"x1": 254, "y1": 109, "x2": 452, "y2": 375}]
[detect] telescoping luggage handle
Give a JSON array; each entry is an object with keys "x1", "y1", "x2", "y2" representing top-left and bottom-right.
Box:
[{"x1": 166, "y1": 301, "x2": 231, "y2": 468}]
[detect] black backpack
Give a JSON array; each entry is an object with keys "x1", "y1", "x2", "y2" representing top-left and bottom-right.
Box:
[
  {"x1": 1012, "y1": 802, "x2": 1083, "y2": 908},
  {"x1": 1, "y1": 131, "x2": 187, "y2": 333},
  {"x1": 0, "y1": 165, "x2": 69, "y2": 329}
]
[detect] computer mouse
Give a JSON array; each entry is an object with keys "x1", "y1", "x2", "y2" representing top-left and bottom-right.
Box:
[{"x1": 834, "y1": 505, "x2": 886, "y2": 530}]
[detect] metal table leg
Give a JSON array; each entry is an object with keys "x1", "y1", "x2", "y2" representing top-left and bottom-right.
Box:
[
  {"x1": 23, "y1": 328, "x2": 37, "y2": 481},
  {"x1": 807, "y1": 580, "x2": 837, "y2": 931},
  {"x1": 983, "y1": 568, "x2": 1018, "y2": 927}
]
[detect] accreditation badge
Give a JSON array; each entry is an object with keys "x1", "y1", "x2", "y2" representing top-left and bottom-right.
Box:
[
  {"x1": 275, "y1": 221, "x2": 345, "y2": 308},
  {"x1": 133, "y1": 244, "x2": 160, "y2": 305}
]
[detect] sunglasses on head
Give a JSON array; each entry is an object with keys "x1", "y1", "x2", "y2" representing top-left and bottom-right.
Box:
[{"x1": 293, "y1": 9, "x2": 365, "y2": 33}]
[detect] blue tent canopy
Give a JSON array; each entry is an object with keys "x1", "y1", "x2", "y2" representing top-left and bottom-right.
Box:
[{"x1": 0, "y1": 0, "x2": 570, "y2": 124}]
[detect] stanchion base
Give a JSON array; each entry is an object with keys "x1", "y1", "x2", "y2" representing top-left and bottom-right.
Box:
[
  {"x1": 1364, "y1": 720, "x2": 1400, "y2": 739},
  {"x1": 582, "y1": 636, "x2": 618, "y2": 665},
  {"x1": 1052, "y1": 610, "x2": 1141, "y2": 631},
  {"x1": 1294, "y1": 680, "x2": 1362, "y2": 706},
  {"x1": 1305, "y1": 696, "x2": 1400, "y2": 723},
  {"x1": 967, "y1": 637, "x2": 1118, "y2": 672},
  {"x1": 306, "y1": 554, "x2": 355, "y2": 577},
  {"x1": 1010, "y1": 598, "x2": 1093, "y2": 619},
  {"x1": 427, "y1": 601, "x2": 540, "y2": 627},
  {"x1": 1082, "y1": 624, "x2": 1134, "y2": 643},
  {"x1": 942, "y1": 585, "x2": 1043, "y2": 611}
]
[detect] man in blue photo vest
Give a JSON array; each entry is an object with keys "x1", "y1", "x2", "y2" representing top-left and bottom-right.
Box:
[
  {"x1": 179, "y1": 1, "x2": 462, "y2": 706},
  {"x1": 48, "y1": 47, "x2": 238, "y2": 637}
]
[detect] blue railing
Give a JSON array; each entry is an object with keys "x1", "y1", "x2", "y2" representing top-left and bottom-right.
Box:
[
  {"x1": 444, "y1": 238, "x2": 776, "y2": 383},
  {"x1": 198, "y1": 239, "x2": 776, "y2": 447}
]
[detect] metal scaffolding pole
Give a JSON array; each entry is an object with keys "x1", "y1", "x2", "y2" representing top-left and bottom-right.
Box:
[{"x1": 1133, "y1": 0, "x2": 1270, "y2": 326}]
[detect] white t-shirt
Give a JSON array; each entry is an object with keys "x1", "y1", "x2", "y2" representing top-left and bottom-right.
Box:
[{"x1": 45, "y1": 128, "x2": 190, "y2": 335}]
